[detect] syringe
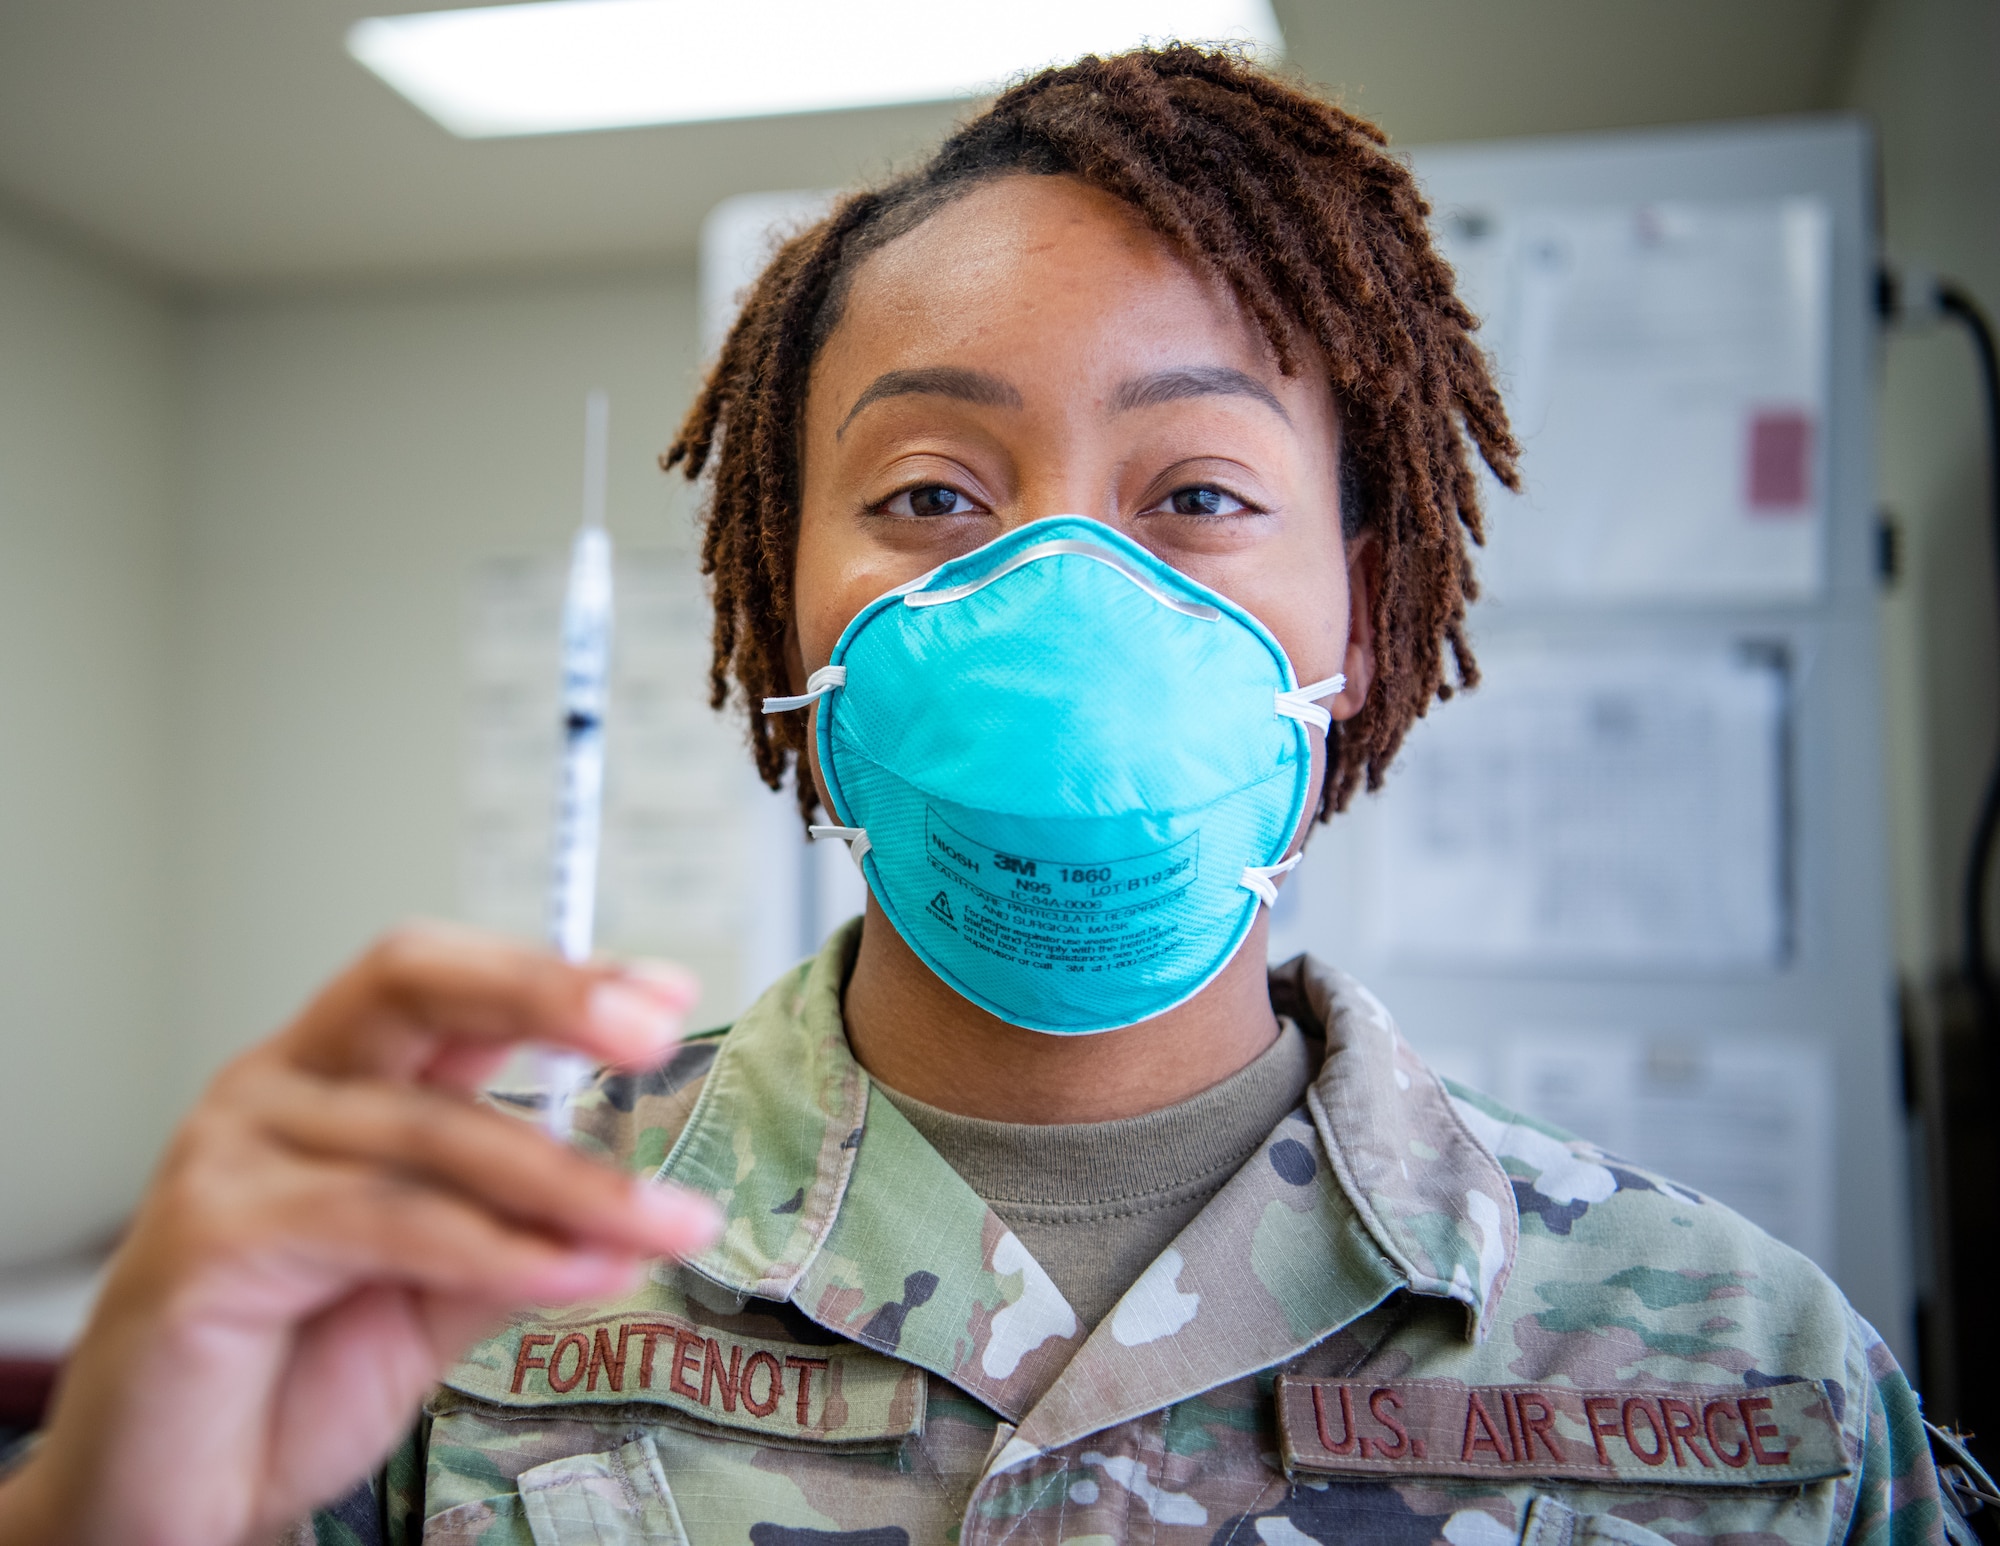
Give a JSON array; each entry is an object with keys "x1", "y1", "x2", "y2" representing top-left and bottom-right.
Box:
[{"x1": 533, "y1": 389, "x2": 613, "y2": 1139}]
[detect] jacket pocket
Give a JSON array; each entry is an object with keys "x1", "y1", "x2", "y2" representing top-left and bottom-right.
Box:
[
  {"x1": 517, "y1": 1434, "x2": 690, "y2": 1546},
  {"x1": 1521, "y1": 1495, "x2": 1677, "y2": 1546}
]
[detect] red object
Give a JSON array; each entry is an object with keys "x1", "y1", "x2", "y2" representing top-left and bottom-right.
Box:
[
  {"x1": 1747, "y1": 409, "x2": 1814, "y2": 513},
  {"x1": 0, "y1": 1360, "x2": 59, "y2": 1430}
]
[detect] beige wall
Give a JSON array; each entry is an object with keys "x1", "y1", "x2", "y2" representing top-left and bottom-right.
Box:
[
  {"x1": 0, "y1": 211, "x2": 179, "y2": 1263},
  {"x1": 1844, "y1": 0, "x2": 2000, "y2": 980},
  {"x1": 173, "y1": 271, "x2": 706, "y2": 1089}
]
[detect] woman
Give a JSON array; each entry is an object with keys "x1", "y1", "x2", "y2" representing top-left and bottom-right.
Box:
[{"x1": 0, "y1": 47, "x2": 1956, "y2": 1546}]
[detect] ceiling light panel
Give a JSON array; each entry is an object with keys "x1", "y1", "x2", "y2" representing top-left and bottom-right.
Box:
[{"x1": 348, "y1": 0, "x2": 1284, "y2": 138}]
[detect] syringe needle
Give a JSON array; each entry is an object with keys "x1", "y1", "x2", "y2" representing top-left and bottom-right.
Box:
[{"x1": 582, "y1": 387, "x2": 609, "y2": 531}]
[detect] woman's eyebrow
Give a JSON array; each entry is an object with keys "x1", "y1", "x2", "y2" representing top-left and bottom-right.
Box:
[
  {"x1": 1109, "y1": 366, "x2": 1291, "y2": 424},
  {"x1": 836, "y1": 367, "x2": 1024, "y2": 439}
]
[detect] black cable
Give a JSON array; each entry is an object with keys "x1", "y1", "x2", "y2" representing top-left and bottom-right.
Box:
[
  {"x1": 1882, "y1": 271, "x2": 2000, "y2": 1522},
  {"x1": 1946, "y1": 283, "x2": 2000, "y2": 1041}
]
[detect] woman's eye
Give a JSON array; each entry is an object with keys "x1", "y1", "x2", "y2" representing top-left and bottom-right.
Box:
[
  {"x1": 1162, "y1": 485, "x2": 1248, "y2": 517},
  {"x1": 882, "y1": 484, "x2": 976, "y2": 518}
]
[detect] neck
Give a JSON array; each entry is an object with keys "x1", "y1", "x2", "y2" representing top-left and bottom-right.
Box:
[{"x1": 841, "y1": 896, "x2": 1281, "y2": 1123}]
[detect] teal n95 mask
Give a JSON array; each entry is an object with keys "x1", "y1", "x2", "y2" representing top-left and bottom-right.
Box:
[{"x1": 762, "y1": 515, "x2": 1344, "y2": 1034}]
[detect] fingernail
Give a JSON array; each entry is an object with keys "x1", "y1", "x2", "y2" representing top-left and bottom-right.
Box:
[
  {"x1": 587, "y1": 980, "x2": 683, "y2": 1052},
  {"x1": 620, "y1": 960, "x2": 702, "y2": 1009},
  {"x1": 634, "y1": 1180, "x2": 724, "y2": 1250}
]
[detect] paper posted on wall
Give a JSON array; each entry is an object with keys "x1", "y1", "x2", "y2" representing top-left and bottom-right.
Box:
[
  {"x1": 1434, "y1": 197, "x2": 1831, "y2": 602},
  {"x1": 463, "y1": 552, "x2": 567, "y2": 946},
  {"x1": 1367, "y1": 638, "x2": 1788, "y2": 970},
  {"x1": 1489, "y1": 1030, "x2": 1836, "y2": 1269}
]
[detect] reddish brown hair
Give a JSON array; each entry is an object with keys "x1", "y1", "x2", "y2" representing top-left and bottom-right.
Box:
[{"x1": 665, "y1": 45, "x2": 1517, "y2": 822}]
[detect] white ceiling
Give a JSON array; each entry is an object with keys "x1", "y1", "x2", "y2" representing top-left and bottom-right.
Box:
[{"x1": 0, "y1": 0, "x2": 1866, "y2": 293}]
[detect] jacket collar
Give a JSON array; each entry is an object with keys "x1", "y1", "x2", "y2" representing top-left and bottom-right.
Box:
[
  {"x1": 1270, "y1": 953, "x2": 1518, "y2": 1337},
  {"x1": 656, "y1": 923, "x2": 870, "y2": 1301},
  {"x1": 658, "y1": 920, "x2": 1518, "y2": 1427}
]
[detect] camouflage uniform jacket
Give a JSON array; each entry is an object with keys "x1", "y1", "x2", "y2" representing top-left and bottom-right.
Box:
[{"x1": 315, "y1": 920, "x2": 1948, "y2": 1545}]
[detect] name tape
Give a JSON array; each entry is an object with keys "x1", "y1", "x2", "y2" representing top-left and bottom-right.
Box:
[
  {"x1": 1276, "y1": 1377, "x2": 1851, "y2": 1488},
  {"x1": 443, "y1": 1313, "x2": 926, "y2": 1445}
]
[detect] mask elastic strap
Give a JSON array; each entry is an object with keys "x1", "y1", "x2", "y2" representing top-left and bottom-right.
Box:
[
  {"x1": 1273, "y1": 672, "x2": 1347, "y2": 733},
  {"x1": 809, "y1": 824, "x2": 871, "y2": 868},
  {"x1": 762, "y1": 665, "x2": 846, "y2": 715},
  {"x1": 1239, "y1": 852, "x2": 1302, "y2": 907}
]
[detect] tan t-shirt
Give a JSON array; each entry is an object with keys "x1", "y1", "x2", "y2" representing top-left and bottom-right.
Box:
[{"x1": 874, "y1": 1019, "x2": 1313, "y2": 1329}]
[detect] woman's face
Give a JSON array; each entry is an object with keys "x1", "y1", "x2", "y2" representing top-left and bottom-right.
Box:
[{"x1": 793, "y1": 173, "x2": 1375, "y2": 807}]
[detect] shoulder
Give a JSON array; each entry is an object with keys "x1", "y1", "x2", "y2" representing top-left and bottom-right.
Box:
[
  {"x1": 1312, "y1": 1081, "x2": 1918, "y2": 1539},
  {"x1": 567, "y1": 1026, "x2": 727, "y2": 1176},
  {"x1": 1441, "y1": 1077, "x2": 1855, "y2": 1358},
  {"x1": 1443, "y1": 1078, "x2": 1843, "y2": 1316},
  {"x1": 1427, "y1": 1079, "x2": 1874, "y2": 1476}
]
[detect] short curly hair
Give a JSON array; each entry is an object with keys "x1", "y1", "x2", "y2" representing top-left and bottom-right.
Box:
[{"x1": 664, "y1": 44, "x2": 1517, "y2": 823}]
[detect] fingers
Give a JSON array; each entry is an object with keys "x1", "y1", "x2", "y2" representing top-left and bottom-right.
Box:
[
  {"x1": 414, "y1": 1041, "x2": 518, "y2": 1096},
  {"x1": 280, "y1": 922, "x2": 700, "y2": 1081},
  {"x1": 115, "y1": 1058, "x2": 723, "y2": 1349},
  {"x1": 24, "y1": 926, "x2": 719, "y2": 1546},
  {"x1": 303, "y1": 1168, "x2": 647, "y2": 1302},
  {"x1": 154, "y1": 1147, "x2": 650, "y2": 1315},
  {"x1": 261, "y1": 1284, "x2": 513, "y2": 1519},
  {"x1": 173, "y1": 922, "x2": 721, "y2": 1316},
  {"x1": 258, "y1": 1070, "x2": 720, "y2": 1261},
  {"x1": 295, "y1": 1165, "x2": 716, "y2": 1308}
]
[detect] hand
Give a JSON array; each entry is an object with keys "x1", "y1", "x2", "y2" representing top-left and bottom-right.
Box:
[{"x1": 0, "y1": 923, "x2": 722, "y2": 1546}]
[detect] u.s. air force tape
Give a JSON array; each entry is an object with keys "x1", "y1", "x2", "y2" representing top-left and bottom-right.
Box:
[
  {"x1": 443, "y1": 1313, "x2": 926, "y2": 1446},
  {"x1": 1275, "y1": 1378, "x2": 1851, "y2": 1487}
]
